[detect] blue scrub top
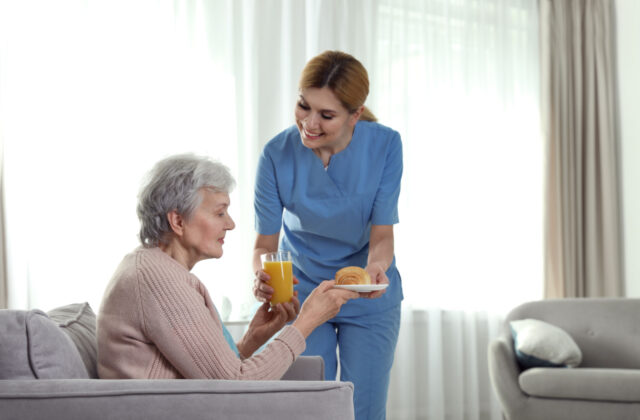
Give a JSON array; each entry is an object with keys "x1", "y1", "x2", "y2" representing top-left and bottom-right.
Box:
[{"x1": 254, "y1": 121, "x2": 403, "y2": 316}]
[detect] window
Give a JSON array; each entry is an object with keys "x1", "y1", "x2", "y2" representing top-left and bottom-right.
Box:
[{"x1": 374, "y1": 0, "x2": 542, "y2": 312}]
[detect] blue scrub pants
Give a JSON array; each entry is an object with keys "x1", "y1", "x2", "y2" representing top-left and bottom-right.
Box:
[{"x1": 302, "y1": 304, "x2": 401, "y2": 420}]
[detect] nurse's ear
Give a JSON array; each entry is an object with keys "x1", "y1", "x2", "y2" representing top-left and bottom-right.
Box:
[{"x1": 349, "y1": 105, "x2": 365, "y2": 126}]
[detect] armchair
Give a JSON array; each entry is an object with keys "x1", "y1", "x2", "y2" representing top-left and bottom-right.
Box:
[{"x1": 488, "y1": 298, "x2": 640, "y2": 420}]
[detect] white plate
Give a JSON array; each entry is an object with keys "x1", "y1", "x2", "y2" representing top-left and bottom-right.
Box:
[{"x1": 333, "y1": 284, "x2": 389, "y2": 292}]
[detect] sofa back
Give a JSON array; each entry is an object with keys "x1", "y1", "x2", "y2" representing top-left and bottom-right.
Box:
[
  {"x1": 505, "y1": 298, "x2": 640, "y2": 369},
  {"x1": 0, "y1": 303, "x2": 98, "y2": 379}
]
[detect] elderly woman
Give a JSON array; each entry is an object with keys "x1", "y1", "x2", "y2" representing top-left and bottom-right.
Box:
[{"x1": 97, "y1": 154, "x2": 358, "y2": 380}]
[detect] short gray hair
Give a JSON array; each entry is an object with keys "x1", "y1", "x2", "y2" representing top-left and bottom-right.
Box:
[{"x1": 137, "y1": 153, "x2": 236, "y2": 247}]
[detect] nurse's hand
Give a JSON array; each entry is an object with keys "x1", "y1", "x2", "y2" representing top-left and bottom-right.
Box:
[
  {"x1": 363, "y1": 262, "x2": 389, "y2": 299},
  {"x1": 253, "y1": 270, "x2": 300, "y2": 303}
]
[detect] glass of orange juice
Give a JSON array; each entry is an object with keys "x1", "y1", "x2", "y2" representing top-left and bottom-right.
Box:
[{"x1": 261, "y1": 251, "x2": 293, "y2": 305}]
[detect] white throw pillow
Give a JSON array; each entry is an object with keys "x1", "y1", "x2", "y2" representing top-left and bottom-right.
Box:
[{"x1": 510, "y1": 318, "x2": 582, "y2": 369}]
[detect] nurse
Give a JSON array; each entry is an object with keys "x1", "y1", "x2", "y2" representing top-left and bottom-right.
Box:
[{"x1": 252, "y1": 50, "x2": 403, "y2": 420}]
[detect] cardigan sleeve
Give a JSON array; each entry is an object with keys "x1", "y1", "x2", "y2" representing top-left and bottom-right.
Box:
[{"x1": 136, "y1": 251, "x2": 305, "y2": 380}]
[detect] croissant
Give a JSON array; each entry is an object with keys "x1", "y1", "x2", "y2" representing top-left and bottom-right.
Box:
[{"x1": 335, "y1": 266, "x2": 371, "y2": 285}]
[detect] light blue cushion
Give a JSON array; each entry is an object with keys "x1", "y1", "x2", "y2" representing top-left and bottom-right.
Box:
[{"x1": 510, "y1": 318, "x2": 582, "y2": 369}]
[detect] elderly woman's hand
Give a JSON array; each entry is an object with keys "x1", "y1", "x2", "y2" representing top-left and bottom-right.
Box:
[
  {"x1": 253, "y1": 270, "x2": 300, "y2": 303},
  {"x1": 238, "y1": 293, "x2": 301, "y2": 358},
  {"x1": 292, "y1": 280, "x2": 359, "y2": 338}
]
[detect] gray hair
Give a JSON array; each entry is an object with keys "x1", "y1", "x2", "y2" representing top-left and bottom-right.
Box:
[{"x1": 137, "y1": 153, "x2": 236, "y2": 247}]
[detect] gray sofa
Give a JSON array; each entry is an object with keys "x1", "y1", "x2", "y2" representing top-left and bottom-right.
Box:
[
  {"x1": 0, "y1": 303, "x2": 354, "y2": 420},
  {"x1": 488, "y1": 297, "x2": 640, "y2": 420}
]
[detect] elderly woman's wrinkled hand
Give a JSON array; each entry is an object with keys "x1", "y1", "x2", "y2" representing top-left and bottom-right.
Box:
[
  {"x1": 244, "y1": 293, "x2": 301, "y2": 351},
  {"x1": 292, "y1": 280, "x2": 359, "y2": 337}
]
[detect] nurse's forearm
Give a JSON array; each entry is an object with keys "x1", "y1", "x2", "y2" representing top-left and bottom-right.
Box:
[
  {"x1": 368, "y1": 225, "x2": 395, "y2": 272},
  {"x1": 253, "y1": 233, "x2": 280, "y2": 273}
]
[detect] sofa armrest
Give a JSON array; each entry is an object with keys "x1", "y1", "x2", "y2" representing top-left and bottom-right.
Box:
[
  {"x1": 0, "y1": 378, "x2": 354, "y2": 420},
  {"x1": 281, "y1": 356, "x2": 324, "y2": 380},
  {"x1": 488, "y1": 335, "x2": 527, "y2": 418}
]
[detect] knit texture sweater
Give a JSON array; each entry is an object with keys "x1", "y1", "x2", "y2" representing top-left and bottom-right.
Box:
[{"x1": 97, "y1": 246, "x2": 306, "y2": 380}]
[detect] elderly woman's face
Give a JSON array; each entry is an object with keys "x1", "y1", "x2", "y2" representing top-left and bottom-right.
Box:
[{"x1": 181, "y1": 189, "x2": 235, "y2": 261}]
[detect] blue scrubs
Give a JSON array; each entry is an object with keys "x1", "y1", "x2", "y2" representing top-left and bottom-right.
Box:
[{"x1": 255, "y1": 120, "x2": 403, "y2": 420}]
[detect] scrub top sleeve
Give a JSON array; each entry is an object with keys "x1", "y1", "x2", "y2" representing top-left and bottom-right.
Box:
[
  {"x1": 254, "y1": 150, "x2": 284, "y2": 235},
  {"x1": 371, "y1": 132, "x2": 403, "y2": 225}
]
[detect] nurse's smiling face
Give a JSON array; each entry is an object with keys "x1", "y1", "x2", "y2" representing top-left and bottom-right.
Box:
[{"x1": 295, "y1": 87, "x2": 363, "y2": 156}]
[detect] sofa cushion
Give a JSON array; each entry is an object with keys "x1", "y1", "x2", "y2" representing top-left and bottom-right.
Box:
[
  {"x1": 0, "y1": 309, "x2": 88, "y2": 379},
  {"x1": 510, "y1": 318, "x2": 582, "y2": 368},
  {"x1": 47, "y1": 302, "x2": 98, "y2": 378},
  {"x1": 0, "y1": 310, "x2": 32, "y2": 379},
  {"x1": 0, "y1": 379, "x2": 355, "y2": 420},
  {"x1": 519, "y1": 367, "x2": 640, "y2": 402}
]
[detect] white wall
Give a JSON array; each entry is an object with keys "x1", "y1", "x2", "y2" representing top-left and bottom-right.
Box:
[{"x1": 616, "y1": 0, "x2": 640, "y2": 296}]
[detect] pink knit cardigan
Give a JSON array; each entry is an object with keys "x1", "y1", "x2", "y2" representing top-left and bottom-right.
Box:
[{"x1": 97, "y1": 246, "x2": 305, "y2": 380}]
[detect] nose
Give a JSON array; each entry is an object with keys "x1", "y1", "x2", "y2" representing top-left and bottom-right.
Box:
[
  {"x1": 226, "y1": 214, "x2": 236, "y2": 231},
  {"x1": 306, "y1": 112, "x2": 321, "y2": 130}
]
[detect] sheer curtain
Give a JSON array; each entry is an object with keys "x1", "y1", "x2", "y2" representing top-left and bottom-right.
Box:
[
  {"x1": 0, "y1": 0, "x2": 254, "y2": 316},
  {"x1": 0, "y1": 133, "x2": 6, "y2": 309},
  {"x1": 377, "y1": 1, "x2": 541, "y2": 418},
  {"x1": 0, "y1": 1, "x2": 541, "y2": 418},
  {"x1": 378, "y1": 0, "x2": 542, "y2": 314}
]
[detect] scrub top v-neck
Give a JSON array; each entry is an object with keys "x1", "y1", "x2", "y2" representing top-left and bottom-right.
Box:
[{"x1": 254, "y1": 120, "x2": 403, "y2": 316}]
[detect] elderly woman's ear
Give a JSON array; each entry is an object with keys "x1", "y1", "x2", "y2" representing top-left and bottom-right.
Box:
[{"x1": 166, "y1": 210, "x2": 185, "y2": 237}]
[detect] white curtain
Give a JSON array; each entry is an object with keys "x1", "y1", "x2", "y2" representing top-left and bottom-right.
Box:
[
  {"x1": 388, "y1": 309, "x2": 504, "y2": 420},
  {"x1": 381, "y1": 2, "x2": 541, "y2": 418},
  {"x1": 0, "y1": 1, "x2": 541, "y2": 418}
]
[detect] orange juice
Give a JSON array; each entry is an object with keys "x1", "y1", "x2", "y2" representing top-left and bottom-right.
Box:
[{"x1": 263, "y1": 260, "x2": 293, "y2": 305}]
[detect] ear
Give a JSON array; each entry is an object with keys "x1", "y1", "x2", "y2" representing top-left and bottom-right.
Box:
[
  {"x1": 349, "y1": 105, "x2": 365, "y2": 126},
  {"x1": 166, "y1": 210, "x2": 185, "y2": 237}
]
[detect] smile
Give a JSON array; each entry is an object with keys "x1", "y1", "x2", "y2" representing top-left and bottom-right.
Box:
[{"x1": 303, "y1": 128, "x2": 323, "y2": 140}]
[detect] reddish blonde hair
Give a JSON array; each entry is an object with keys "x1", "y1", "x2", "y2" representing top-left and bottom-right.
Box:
[{"x1": 299, "y1": 51, "x2": 377, "y2": 122}]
